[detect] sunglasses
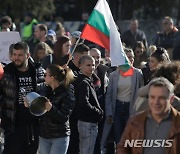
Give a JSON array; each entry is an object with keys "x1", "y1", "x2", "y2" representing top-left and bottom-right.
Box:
[{"x1": 44, "y1": 73, "x2": 52, "y2": 77}]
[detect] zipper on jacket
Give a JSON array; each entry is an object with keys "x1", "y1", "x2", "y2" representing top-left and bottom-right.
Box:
[
  {"x1": 31, "y1": 125, "x2": 34, "y2": 141},
  {"x1": 12, "y1": 75, "x2": 18, "y2": 133},
  {"x1": 27, "y1": 126, "x2": 30, "y2": 145}
]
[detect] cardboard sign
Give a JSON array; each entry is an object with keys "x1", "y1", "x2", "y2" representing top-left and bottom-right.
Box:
[{"x1": 0, "y1": 32, "x2": 21, "y2": 64}]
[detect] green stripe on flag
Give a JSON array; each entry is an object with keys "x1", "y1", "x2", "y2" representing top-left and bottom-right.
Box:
[
  {"x1": 119, "y1": 57, "x2": 131, "y2": 72},
  {"x1": 87, "y1": 9, "x2": 110, "y2": 37}
]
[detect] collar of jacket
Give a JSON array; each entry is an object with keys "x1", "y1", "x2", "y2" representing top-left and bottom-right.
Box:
[
  {"x1": 78, "y1": 73, "x2": 91, "y2": 81},
  {"x1": 4, "y1": 60, "x2": 36, "y2": 74},
  {"x1": 167, "y1": 107, "x2": 180, "y2": 138},
  {"x1": 133, "y1": 106, "x2": 180, "y2": 139},
  {"x1": 52, "y1": 85, "x2": 66, "y2": 95}
]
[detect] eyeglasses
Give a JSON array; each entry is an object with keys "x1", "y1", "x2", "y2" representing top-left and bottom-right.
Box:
[{"x1": 162, "y1": 22, "x2": 169, "y2": 25}]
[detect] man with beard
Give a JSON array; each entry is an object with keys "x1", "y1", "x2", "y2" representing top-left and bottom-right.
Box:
[{"x1": 0, "y1": 42, "x2": 40, "y2": 154}]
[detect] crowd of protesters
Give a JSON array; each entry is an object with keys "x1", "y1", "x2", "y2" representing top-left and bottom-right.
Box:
[{"x1": 0, "y1": 13, "x2": 180, "y2": 154}]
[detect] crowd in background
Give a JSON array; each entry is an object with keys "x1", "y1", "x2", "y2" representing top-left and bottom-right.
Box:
[{"x1": 0, "y1": 13, "x2": 180, "y2": 154}]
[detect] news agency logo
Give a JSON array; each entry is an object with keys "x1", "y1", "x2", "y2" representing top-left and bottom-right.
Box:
[{"x1": 124, "y1": 139, "x2": 173, "y2": 147}]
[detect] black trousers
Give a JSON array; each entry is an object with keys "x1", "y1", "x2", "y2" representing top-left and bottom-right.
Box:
[
  {"x1": 3, "y1": 125, "x2": 39, "y2": 154},
  {"x1": 67, "y1": 114, "x2": 79, "y2": 154}
]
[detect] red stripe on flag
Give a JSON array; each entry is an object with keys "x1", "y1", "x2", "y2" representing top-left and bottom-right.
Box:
[
  {"x1": 81, "y1": 24, "x2": 110, "y2": 50},
  {"x1": 120, "y1": 67, "x2": 134, "y2": 77}
]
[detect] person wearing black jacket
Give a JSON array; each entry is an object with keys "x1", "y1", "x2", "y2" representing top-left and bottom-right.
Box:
[
  {"x1": 90, "y1": 48, "x2": 109, "y2": 154},
  {"x1": 74, "y1": 55, "x2": 103, "y2": 154},
  {"x1": 154, "y1": 16, "x2": 178, "y2": 60},
  {"x1": 37, "y1": 64, "x2": 75, "y2": 154},
  {"x1": 67, "y1": 43, "x2": 89, "y2": 154},
  {"x1": 121, "y1": 19, "x2": 148, "y2": 50},
  {"x1": 0, "y1": 42, "x2": 41, "y2": 154}
]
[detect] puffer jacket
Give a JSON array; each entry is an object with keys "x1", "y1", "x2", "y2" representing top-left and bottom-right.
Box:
[
  {"x1": 39, "y1": 85, "x2": 74, "y2": 139},
  {"x1": 0, "y1": 62, "x2": 39, "y2": 133}
]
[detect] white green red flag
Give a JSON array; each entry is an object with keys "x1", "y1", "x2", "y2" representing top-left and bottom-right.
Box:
[{"x1": 80, "y1": 0, "x2": 131, "y2": 71}]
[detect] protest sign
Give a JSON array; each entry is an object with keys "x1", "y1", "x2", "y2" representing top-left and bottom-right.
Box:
[{"x1": 0, "y1": 32, "x2": 21, "y2": 64}]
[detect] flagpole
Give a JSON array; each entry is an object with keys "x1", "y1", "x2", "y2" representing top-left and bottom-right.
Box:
[
  {"x1": 71, "y1": 37, "x2": 81, "y2": 55},
  {"x1": 65, "y1": 37, "x2": 81, "y2": 67}
]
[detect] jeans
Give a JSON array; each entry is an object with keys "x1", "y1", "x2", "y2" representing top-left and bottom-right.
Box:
[
  {"x1": 38, "y1": 136, "x2": 69, "y2": 154},
  {"x1": 113, "y1": 100, "x2": 130, "y2": 144},
  {"x1": 78, "y1": 121, "x2": 98, "y2": 154}
]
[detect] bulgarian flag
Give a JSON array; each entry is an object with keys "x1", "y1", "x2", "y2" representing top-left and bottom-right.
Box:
[{"x1": 81, "y1": 0, "x2": 133, "y2": 76}]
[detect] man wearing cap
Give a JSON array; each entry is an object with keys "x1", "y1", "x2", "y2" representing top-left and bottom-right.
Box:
[
  {"x1": 47, "y1": 29, "x2": 57, "y2": 44},
  {"x1": 70, "y1": 31, "x2": 84, "y2": 53}
]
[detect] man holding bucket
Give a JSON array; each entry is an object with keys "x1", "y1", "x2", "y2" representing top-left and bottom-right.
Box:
[{"x1": 0, "y1": 42, "x2": 41, "y2": 154}]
